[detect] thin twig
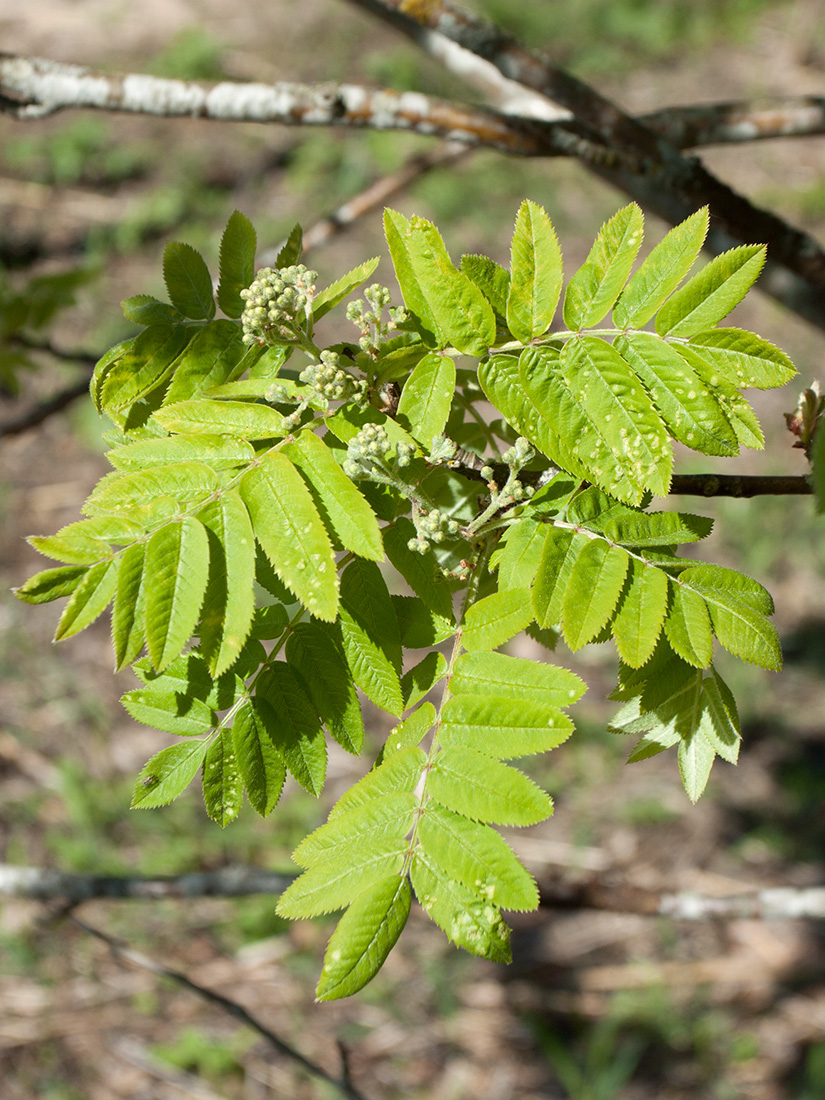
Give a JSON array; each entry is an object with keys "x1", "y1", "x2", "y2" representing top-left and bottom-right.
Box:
[
  {"x1": 68, "y1": 914, "x2": 369, "y2": 1100},
  {"x1": 668, "y1": 473, "x2": 812, "y2": 497},
  {"x1": 0, "y1": 863, "x2": 296, "y2": 901},
  {"x1": 0, "y1": 373, "x2": 93, "y2": 438}
]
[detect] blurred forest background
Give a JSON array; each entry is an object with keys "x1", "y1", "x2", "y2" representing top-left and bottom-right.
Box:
[{"x1": 2, "y1": 1, "x2": 825, "y2": 1097}]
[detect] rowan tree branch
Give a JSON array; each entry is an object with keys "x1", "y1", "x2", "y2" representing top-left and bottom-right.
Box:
[
  {"x1": 667, "y1": 473, "x2": 812, "y2": 497},
  {"x1": 67, "y1": 913, "x2": 368, "y2": 1100},
  {"x1": 6, "y1": 862, "x2": 825, "y2": 921},
  {"x1": 344, "y1": 0, "x2": 825, "y2": 331},
  {"x1": 0, "y1": 372, "x2": 93, "y2": 438}
]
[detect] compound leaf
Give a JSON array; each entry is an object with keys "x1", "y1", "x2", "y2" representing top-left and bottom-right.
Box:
[
  {"x1": 277, "y1": 838, "x2": 408, "y2": 918},
  {"x1": 285, "y1": 621, "x2": 364, "y2": 755},
  {"x1": 450, "y1": 651, "x2": 585, "y2": 708},
  {"x1": 197, "y1": 491, "x2": 256, "y2": 677},
  {"x1": 339, "y1": 560, "x2": 403, "y2": 716}
]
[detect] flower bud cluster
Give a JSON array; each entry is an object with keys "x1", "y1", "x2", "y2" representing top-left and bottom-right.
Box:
[
  {"x1": 240, "y1": 265, "x2": 317, "y2": 346},
  {"x1": 346, "y1": 284, "x2": 408, "y2": 352},
  {"x1": 299, "y1": 350, "x2": 366, "y2": 403},
  {"x1": 407, "y1": 507, "x2": 460, "y2": 554},
  {"x1": 342, "y1": 424, "x2": 416, "y2": 480}
]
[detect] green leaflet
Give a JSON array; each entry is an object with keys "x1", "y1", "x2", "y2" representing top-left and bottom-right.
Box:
[
  {"x1": 316, "y1": 876, "x2": 411, "y2": 1001},
  {"x1": 613, "y1": 206, "x2": 708, "y2": 328},
  {"x1": 418, "y1": 802, "x2": 538, "y2": 911},
  {"x1": 84, "y1": 462, "x2": 219, "y2": 516},
  {"x1": 533, "y1": 528, "x2": 588, "y2": 629},
  {"x1": 277, "y1": 837, "x2": 408, "y2": 918},
  {"x1": 612, "y1": 560, "x2": 669, "y2": 668},
  {"x1": 411, "y1": 850, "x2": 511, "y2": 962},
  {"x1": 256, "y1": 664, "x2": 327, "y2": 796},
  {"x1": 163, "y1": 240, "x2": 215, "y2": 320},
  {"x1": 517, "y1": 347, "x2": 639, "y2": 500},
  {"x1": 294, "y1": 793, "x2": 418, "y2": 868},
  {"x1": 460, "y1": 253, "x2": 510, "y2": 316},
  {"x1": 396, "y1": 352, "x2": 456, "y2": 449},
  {"x1": 462, "y1": 588, "x2": 534, "y2": 651},
  {"x1": 121, "y1": 688, "x2": 214, "y2": 736},
  {"x1": 656, "y1": 244, "x2": 766, "y2": 337},
  {"x1": 131, "y1": 738, "x2": 210, "y2": 809},
  {"x1": 285, "y1": 621, "x2": 364, "y2": 755},
  {"x1": 615, "y1": 332, "x2": 738, "y2": 457},
  {"x1": 99, "y1": 324, "x2": 193, "y2": 420},
  {"x1": 561, "y1": 541, "x2": 629, "y2": 650},
  {"x1": 675, "y1": 343, "x2": 766, "y2": 450},
  {"x1": 563, "y1": 203, "x2": 644, "y2": 330},
  {"x1": 216, "y1": 210, "x2": 256, "y2": 319},
  {"x1": 202, "y1": 727, "x2": 243, "y2": 827},
  {"x1": 507, "y1": 199, "x2": 562, "y2": 343},
  {"x1": 282, "y1": 430, "x2": 383, "y2": 561},
  {"x1": 276, "y1": 223, "x2": 302, "y2": 267},
  {"x1": 401, "y1": 651, "x2": 448, "y2": 710},
  {"x1": 440, "y1": 694, "x2": 573, "y2": 758},
  {"x1": 240, "y1": 452, "x2": 338, "y2": 621},
  {"x1": 54, "y1": 559, "x2": 118, "y2": 640},
  {"x1": 477, "y1": 354, "x2": 538, "y2": 449},
  {"x1": 384, "y1": 209, "x2": 495, "y2": 355},
  {"x1": 610, "y1": 656, "x2": 741, "y2": 801},
  {"x1": 122, "y1": 295, "x2": 182, "y2": 326},
  {"x1": 108, "y1": 434, "x2": 255, "y2": 472},
  {"x1": 197, "y1": 491, "x2": 256, "y2": 677},
  {"x1": 14, "y1": 564, "x2": 87, "y2": 605},
  {"x1": 686, "y1": 328, "x2": 797, "y2": 390},
  {"x1": 450, "y1": 652, "x2": 585, "y2": 708},
  {"x1": 383, "y1": 519, "x2": 454, "y2": 618},
  {"x1": 162, "y1": 320, "x2": 248, "y2": 405},
  {"x1": 600, "y1": 510, "x2": 713, "y2": 548},
  {"x1": 663, "y1": 583, "x2": 713, "y2": 668},
  {"x1": 313, "y1": 257, "x2": 380, "y2": 321},
  {"x1": 339, "y1": 560, "x2": 403, "y2": 716},
  {"x1": 250, "y1": 604, "x2": 289, "y2": 640},
  {"x1": 680, "y1": 566, "x2": 781, "y2": 670},
  {"x1": 91, "y1": 336, "x2": 135, "y2": 414},
  {"x1": 383, "y1": 703, "x2": 436, "y2": 759},
  {"x1": 131, "y1": 651, "x2": 236, "y2": 707},
  {"x1": 493, "y1": 518, "x2": 545, "y2": 592},
  {"x1": 144, "y1": 516, "x2": 210, "y2": 671},
  {"x1": 232, "y1": 699, "x2": 286, "y2": 817},
  {"x1": 676, "y1": 563, "x2": 774, "y2": 615},
  {"x1": 329, "y1": 746, "x2": 426, "y2": 820},
  {"x1": 155, "y1": 399, "x2": 287, "y2": 439},
  {"x1": 428, "y1": 745, "x2": 553, "y2": 826},
  {"x1": 560, "y1": 336, "x2": 672, "y2": 501}
]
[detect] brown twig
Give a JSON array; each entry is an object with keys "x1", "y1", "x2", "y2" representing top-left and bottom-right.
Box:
[
  {"x1": 0, "y1": 863, "x2": 296, "y2": 901},
  {"x1": 68, "y1": 913, "x2": 369, "y2": 1100},
  {"x1": 0, "y1": 372, "x2": 93, "y2": 438},
  {"x1": 668, "y1": 473, "x2": 812, "y2": 497}
]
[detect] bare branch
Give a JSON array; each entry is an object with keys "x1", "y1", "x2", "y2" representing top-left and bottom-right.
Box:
[
  {"x1": 0, "y1": 863, "x2": 296, "y2": 901},
  {"x1": 641, "y1": 96, "x2": 825, "y2": 148},
  {"x1": 68, "y1": 914, "x2": 369, "y2": 1100},
  {"x1": 345, "y1": 0, "x2": 825, "y2": 331},
  {"x1": 668, "y1": 473, "x2": 812, "y2": 497},
  {"x1": 0, "y1": 373, "x2": 93, "y2": 439}
]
